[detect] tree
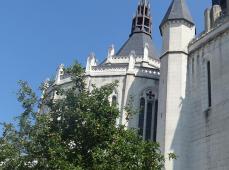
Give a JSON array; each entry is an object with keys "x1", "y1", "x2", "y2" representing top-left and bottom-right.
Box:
[{"x1": 0, "y1": 62, "x2": 175, "y2": 170}]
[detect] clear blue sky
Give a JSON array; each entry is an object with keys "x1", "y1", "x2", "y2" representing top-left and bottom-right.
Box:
[{"x1": 0, "y1": 0, "x2": 211, "y2": 130}]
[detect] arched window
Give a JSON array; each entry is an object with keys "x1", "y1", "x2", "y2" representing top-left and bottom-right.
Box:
[
  {"x1": 153, "y1": 99, "x2": 158, "y2": 141},
  {"x1": 145, "y1": 91, "x2": 154, "y2": 140},
  {"x1": 138, "y1": 97, "x2": 145, "y2": 136},
  {"x1": 112, "y1": 95, "x2": 117, "y2": 106},
  {"x1": 138, "y1": 90, "x2": 158, "y2": 141}
]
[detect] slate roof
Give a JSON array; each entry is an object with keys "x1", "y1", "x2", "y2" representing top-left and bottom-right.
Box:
[
  {"x1": 116, "y1": 32, "x2": 158, "y2": 59},
  {"x1": 160, "y1": 0, "x2": 194, "y2": 30}
]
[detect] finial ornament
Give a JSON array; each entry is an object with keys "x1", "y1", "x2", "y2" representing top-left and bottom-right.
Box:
[
  {"x1": 143, "y1": 43, "x2": 149, "y2": 61},
  {"x1": 108, "y1": 44, "x2": 115, "y2": 57},
  {"x1": 106, "y1": 44, "x2": 115, "y2": 63},
  {"x1": 86, "y1": 53, "x2": 97, "y2": 72},
  {"x1": 55, "y1": 64, "x2": 64, "y2": 84},
  {"x1": 128, "y1": 51, "x2": 136, "y2": 71}
]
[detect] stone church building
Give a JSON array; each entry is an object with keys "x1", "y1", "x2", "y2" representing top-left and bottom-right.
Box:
[{"x1": 52, "y1": 0, "x2": 229, "y2": 169}]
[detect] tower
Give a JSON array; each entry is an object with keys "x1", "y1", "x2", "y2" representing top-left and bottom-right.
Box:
[
  {"x1": 157, "y1": 0, "x2": 195, "y2": 169},
  {"x1": 131, "y1": 0, "x2": 152, "y2": 36},
  {"x1": 115, "y1": 0, "x2": 159, "y2": 127},
  {"x1": 116, "y1": 0, "x2": 157, "y2": 59}
]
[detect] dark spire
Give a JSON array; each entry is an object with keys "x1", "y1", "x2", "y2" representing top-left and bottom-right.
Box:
[
  {"x1": 131, "y1": 0, "x2": 152, "y2": 37},
  {"x1": 160, "y1": 0, "x2": 194, "y2": 32},
  {"x1": 116, "y1": 0, "x2": 158, "y2": 59},
  {"x1": 212, "y1": 0, "x2": 221, "y2": 5},
  {"x1": 220, "y1": 0, "x2": 227, "y2": 11}
]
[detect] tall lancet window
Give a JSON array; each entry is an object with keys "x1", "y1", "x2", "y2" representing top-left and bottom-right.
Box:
[
  {"x1": 153, "y1": 99, "x2": 158, "y2": 141},
  {"x1": 112, "y1": 95, "x2": 117, "y2": 106},
  {"x1": 138, "y1": 89, "x2": 158, "y2": 141},
  {"x1": 138, "y1": 98, "x2": 145, "y2": 136},
  {"x1": 207, "y1": 61, "x2": 212, "y2": 107},
  {"x1": 145, "y1": 91, "x2": 155, "y2": 140},
  {"x1": 110, "y1": 90, "x2": 118, "y2": 107}
]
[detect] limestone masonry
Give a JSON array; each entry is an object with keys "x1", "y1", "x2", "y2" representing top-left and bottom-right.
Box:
[{"x1": 47, "y1": 0, "x2": 229, "y2": 169}]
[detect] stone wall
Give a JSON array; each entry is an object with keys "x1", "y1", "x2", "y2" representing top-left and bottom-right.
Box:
[{"x1": 188, "y1": 20, "x2": 229, "y2": 170}]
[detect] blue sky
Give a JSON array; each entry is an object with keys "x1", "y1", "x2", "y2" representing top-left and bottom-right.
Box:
[{"x1": 0, "y1": 0, "x2": 211, "y2": 130}]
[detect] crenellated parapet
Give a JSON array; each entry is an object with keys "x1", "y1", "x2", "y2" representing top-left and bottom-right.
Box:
[
  {"x1": 54, "y1": 47, "x2": 160, "y2": 86},
  {"x1": 84, "y1": 42, "x2": 160, "y2": 79},
  {"x1": 204, "y1": 0, "x2": 229, "y2": 32},
  {"x1": 189, "y1": 19, "x2": 229, "y2": 52},
  {"x1": 136, "y1": 67, "x2": 160, "y2": 79},
  {"x1": 87, "y1": 63, "x2": 159, "y2": 79}
]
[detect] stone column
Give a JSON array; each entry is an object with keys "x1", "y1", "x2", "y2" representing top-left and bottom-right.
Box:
[
  {"x1": 210, "y1": 5, "x2": 222, "y2": 24},
  {"x1": 86, "y1": 53, "x2": 97, "y2": 73},
  {"x1": 106, "y1": 45, "x2": 115, "y2": 63},
  {"x1": 205, "y1": 8, "x2": 211, "y2": 31}
]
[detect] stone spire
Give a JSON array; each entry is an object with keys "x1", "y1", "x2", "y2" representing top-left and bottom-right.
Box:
[
  {"x1": 131, "y1": 0, "x2": 152, "y2": 36},
  {"x1": 160, "y1": 0, "x2": 194, "y2": 32}
]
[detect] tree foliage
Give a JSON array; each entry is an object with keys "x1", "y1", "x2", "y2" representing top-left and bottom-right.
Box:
[{"x1": 0, "y1": 62, "x2": 175, "y2": 170}]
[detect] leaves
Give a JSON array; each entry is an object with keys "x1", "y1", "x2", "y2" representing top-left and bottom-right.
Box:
[{"x1": 0, "y1": 62, "x2": 174, "y2": 170}]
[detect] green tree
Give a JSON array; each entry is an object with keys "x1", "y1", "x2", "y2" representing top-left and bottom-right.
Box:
[{"x1": 0, "y1": 62, "x2": 175, "y2": 170}]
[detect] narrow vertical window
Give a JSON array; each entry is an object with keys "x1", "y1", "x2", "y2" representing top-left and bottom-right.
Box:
[
  {"x1": 153, "y1": 100, "x2": 158, "y2": 142},
  {"x1": 207, "y1": 61, "x2": 212, "y2": 107},
  {"x1": 145, "y1": 101, "x2": 153, "y2": 140},
  {"x1": 139, "y1": 90, "x2": 158, "y2": 141},
  {"x1": 112, "y1": 96, "x2": 117, "y2": 106},
  {"x1": 192, "y1": 58, "x2": 195, "y2": 79},
  {"x1": 138, "y1": 98, "x2": 145, "y2": 136}
]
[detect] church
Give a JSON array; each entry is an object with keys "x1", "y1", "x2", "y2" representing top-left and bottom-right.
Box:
[{"x1": 53, "y1": 0, "x2": 229, "y2": 169}]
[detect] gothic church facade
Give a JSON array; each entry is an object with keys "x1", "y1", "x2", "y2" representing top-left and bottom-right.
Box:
[{"x1": 53, "y1": 0, "x2": 229, "y2": 169}]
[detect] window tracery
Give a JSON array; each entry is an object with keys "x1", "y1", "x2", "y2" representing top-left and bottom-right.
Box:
[{"x1": 138, "y1": 89, "x2": 158, "y2": 141}]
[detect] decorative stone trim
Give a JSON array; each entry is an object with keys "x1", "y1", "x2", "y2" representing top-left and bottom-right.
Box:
[
  {"x1": 91, "y1": 65, "x2": 127, "y2": 72},
  {"x1": 160, "y1": 51, "x2": 188, "y2": 59}
]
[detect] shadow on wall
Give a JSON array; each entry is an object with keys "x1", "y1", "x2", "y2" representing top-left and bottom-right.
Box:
[
  {"x1": 171, "y1": 95, "x2": 189, "y2": 169},
  {"x1": 169, "y1": 67, "x2": 190, "y2": 170}
]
